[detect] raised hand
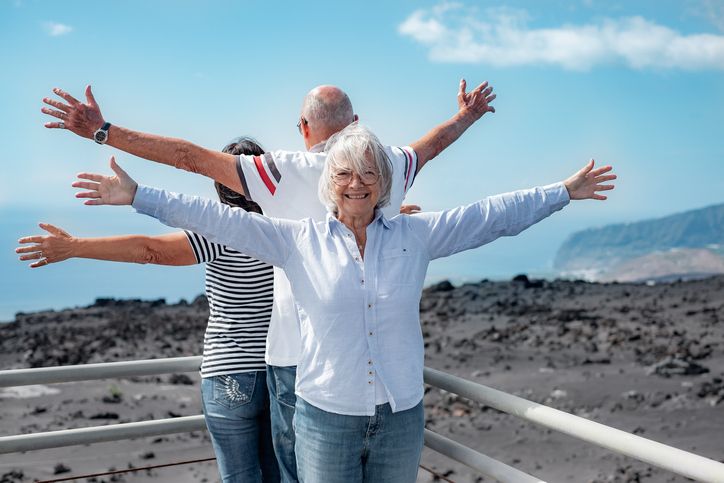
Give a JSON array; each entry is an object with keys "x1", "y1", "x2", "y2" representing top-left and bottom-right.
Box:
[
  {"x1": 16, "y1": 224, "x2": 75, "y2": 268},
  {"x1": 457, "y1": 79, "x2": 496, "y2": 120},
  {"x1": 42, "y1": 85, "x2": 105, "y2": 139},
  {"x1": 73, "y1": 156, "x2": 138, "y2": 206},
  {"x1": 564, "y1": 160, "x2": 617, "y2": 201}
]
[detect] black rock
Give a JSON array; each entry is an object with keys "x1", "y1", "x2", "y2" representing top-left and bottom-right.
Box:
[
  {"x1": 0, "y1": 470, "x2": 24, "y2": 482},
  {"x1": 428, "y1": 280, "x2": 455, "y2": 292},
  {"x1": 53, "y1": 463, "x2": 71, "y2": 475},
  {"x1": 89, "y1": 412, "x2": 120, "y2": 420},
  {"x1": 168, "y1": 373, "x2": 194, "y2": 385},
  {"x1": 647, "y1": 357, "x2": 710, "y2": 377}
]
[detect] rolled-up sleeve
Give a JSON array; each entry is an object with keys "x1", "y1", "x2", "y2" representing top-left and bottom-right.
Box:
[
  {"x1": 412, "y1": 182, "x2": 570, "y2": 260},
  {"x1": 132, "y1": 185, "x2": 298, "y2": 268}
]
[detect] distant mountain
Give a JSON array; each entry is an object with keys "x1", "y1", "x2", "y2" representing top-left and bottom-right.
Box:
[{"x1": 554, "y1": 203, "x2": 724, "y2": 282}]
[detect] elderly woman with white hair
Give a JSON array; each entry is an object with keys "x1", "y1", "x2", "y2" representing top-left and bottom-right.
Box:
[{"x1": 71, "y1": 122, "x2": 615, "y2": 482}]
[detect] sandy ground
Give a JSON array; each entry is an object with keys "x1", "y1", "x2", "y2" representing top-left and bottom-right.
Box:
[{"x1": 1, "y1": 277, "x2": 723, "y2": 482}]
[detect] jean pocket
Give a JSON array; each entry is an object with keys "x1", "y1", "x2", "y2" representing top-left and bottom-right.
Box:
[{"x1": 212, "y1": 373, "x2": 256, "y2": 410}]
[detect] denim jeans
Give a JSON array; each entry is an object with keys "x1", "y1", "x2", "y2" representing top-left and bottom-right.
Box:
[
  {"x1": 294, "y1": 398, "x2": 424, "y2": 483},
  {"x1": 266, "y1": 365, "x2": 298, "y2": 483},
  {"x1": 201, "y1": 371, "x2": 280, "y2": 483}
]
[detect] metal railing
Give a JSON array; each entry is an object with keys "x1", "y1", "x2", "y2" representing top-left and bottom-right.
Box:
[{"x1": 1, "y1": 357, "x2": 723, "y2": 482}]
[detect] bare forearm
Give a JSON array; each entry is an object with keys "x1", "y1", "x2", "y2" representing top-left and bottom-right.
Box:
[
  {"x1": 106, "y1": 125, "x2": 243, "y2": 193},
  {"x1": 410, "y1": 111, "x2": 477, "y2": 172},
  {"x1": 72, "y1": 234, "x2": 195, "y2": 266}
]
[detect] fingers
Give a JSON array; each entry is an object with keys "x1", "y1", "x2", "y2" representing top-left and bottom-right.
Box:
[
  {"x1": 15, "y1": 240, "x2": 42, "y2": 251},
  {"x1": 109, "y1": 156, "x2": 128, "y2": 178},
  {"x1": 592, "y1": 194, "x2": 608, "y2": 201},
  {"x1": 473, "y1": 81, "x2": 489, "y2": 94},
  {"x1": 458, "y1": 79, "x2": 467, "y2": 98},
  {"x1": 590, "y1": 165, "x2": 613, "y2": 177},
  {"x1": 44, "y1": 121, "x2": 66, "y2": 129},
  {"x1": 83, "y1": 199, "x2": 105, "y2": 206},
  {"x1": 75, "y1": 191, "x2": 102, "y2": 199},
  {"x1": 593, "y1": 174, "x2": 617, "y2": 183},
  {"x1": 75, "y1": 172, "x2": 106, "y2": 182},
  {"x1": 41, "y1": 107, "x2": 67, "y2": 120},
  {"x1": 18, "y1": 251, "x2": 43, "y2": 261},
  {"x1": 595, "y1": 184, "x2": 615, "y2": 191},
  {"x1": 579, "y1": 159, "x2": 595, "y2": 175},
  {"x1": 486, "y1": 93, "x2": 497, "y2": 112},
  {"x1": 85, "y1": 85, "x2": 98, "y2": 107},
  {"x1": 43, "y1": 97, "x2": 71, "y2": 113},
  {"x1": 72, "y1": 181, "x2": 101, "y2": 191},
  {"x1": 39, "y1": 222, "x2": 68, "y2": 237},
  {"x1": 52, "y1": 87, "x2": 80, "y2": 106}
]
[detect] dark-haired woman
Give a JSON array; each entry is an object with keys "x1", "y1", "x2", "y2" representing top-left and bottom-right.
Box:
[{"x1": 16, "y1": 138, "x2": 280, "y2": 483}]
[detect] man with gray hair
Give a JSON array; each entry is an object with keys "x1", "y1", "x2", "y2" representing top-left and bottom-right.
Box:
[
  {"x1": 298, "y1": 85, "x2": 357, "y2": 148},
  {"x1": 42, "y1": 79, "x2": 496, "y2": 481}
]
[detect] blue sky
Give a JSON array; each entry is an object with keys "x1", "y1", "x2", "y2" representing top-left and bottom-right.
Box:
[{"x1": 1, "y1": 0, "x2": 723, "y2": 316}]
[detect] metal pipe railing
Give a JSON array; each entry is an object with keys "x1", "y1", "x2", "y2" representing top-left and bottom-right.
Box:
[
  {"x1": 0, "y1": 356, "x2": 201, "y2": 387},
  {"x1": 2, "y1": 358, "x2": 723, "y2": 482},
  {"x1": 424, "y1": 429, "x2": 545, "y2": 483},
  {"x1": 0, "y1": 415, "x2": 206, "y2": 454},
  {"x1": 424, "y1": 367, "x2": 724, "y2": 483}
]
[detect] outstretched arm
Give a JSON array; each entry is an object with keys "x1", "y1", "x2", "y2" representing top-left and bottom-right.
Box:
[
  {"x1": 42, "y1": 86, "x2": 242, "y2": 194},
  {"x1": 71, "y1": 157, "x2": 297, "y2": 267},
  {"x1": 417, "y1": 160, "x2": 616, "y2": 260},
  {"x1": 409, "y1": 79, "x2": 496, "y2": 173},
  {"x1": 16, "y1": 225, "x2": 195, "y2": 268}
]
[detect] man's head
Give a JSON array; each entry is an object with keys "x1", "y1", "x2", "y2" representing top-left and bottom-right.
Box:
[{"x1": 299, "y1": 85, "x2": 359, "y2": 150}]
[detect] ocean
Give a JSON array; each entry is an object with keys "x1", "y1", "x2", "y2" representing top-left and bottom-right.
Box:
[{"x1": 0, "y1": 207, "x2": 565, "y2": 322}]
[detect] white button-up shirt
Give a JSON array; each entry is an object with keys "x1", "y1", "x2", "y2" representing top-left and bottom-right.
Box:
[
  {"x1": 133, "y1": 182, "x2": 569, "y2": 416},
  {"x1": 235, "y1": 144, "x2": 418, "y2": 366}
]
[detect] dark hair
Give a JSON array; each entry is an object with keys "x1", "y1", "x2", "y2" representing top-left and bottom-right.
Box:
[{"x1": 215, "y1": 137, "x2": 265, "y2": 214}]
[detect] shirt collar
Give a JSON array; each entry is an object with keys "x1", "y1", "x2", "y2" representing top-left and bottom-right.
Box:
[
  {"x1": 309, "y1": 141, "x2": 326, "y2": 153},
  {"x1": 325, "y1": 209, "x2": 392, "y2": 232}
]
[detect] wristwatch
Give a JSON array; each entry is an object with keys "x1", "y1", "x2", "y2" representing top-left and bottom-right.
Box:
[{"x1": 93, "y1": 122, "x2": 111, "y2": 144}]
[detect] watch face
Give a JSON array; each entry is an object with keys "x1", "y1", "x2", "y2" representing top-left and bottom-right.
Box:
[{"x1": 95, "y1": 131, "x2": 107, "y2": 143}]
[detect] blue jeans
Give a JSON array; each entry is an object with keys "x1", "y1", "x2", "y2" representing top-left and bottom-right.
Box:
[
  {"x1": 294, "y1": 398, "x2": 424, "y2": 483},
  {"x1": 266, "y1": 365, "x2": 298, "y2": 483},
  {"x1": 201, "y1": 371, "x2": 280, "y2": 483}
]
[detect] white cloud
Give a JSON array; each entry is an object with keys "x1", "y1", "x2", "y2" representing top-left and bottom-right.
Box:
[
  {"x1": 44, "y1": 22, "x2": 73, "y2": 37},
  {"x1": 398, "y1": 4, "x2": 724, "y2": 71}
]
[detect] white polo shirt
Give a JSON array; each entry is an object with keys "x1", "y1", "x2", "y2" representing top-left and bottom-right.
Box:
[{"x1": 235, "y1": 143, "x2": 418, "y2": 366}]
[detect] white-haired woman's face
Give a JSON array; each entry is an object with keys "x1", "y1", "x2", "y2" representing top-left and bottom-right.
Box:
[{"x1": 331, "y1": 154, "x2": 381, "y2": 219}]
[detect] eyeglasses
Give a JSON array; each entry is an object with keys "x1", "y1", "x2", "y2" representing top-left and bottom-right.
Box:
[
  {"x1": 331, "y1": 169, "x2": 380, "y2": 186},
  {"x1": 296, "y1": 117, "x2": 308, "y2": 134}
]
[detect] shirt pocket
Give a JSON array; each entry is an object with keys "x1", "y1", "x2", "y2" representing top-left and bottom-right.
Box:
[{"x1": 377, "y1": 246, "x2": 417, "y2": 298}]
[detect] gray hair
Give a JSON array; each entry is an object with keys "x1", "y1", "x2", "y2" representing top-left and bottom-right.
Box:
[
  {"x1": 318, "y1": 123, "x2": 393, "y2": 214},
  {"x1": 301, "y1": 86, "x2": 355, "y2": 137}
]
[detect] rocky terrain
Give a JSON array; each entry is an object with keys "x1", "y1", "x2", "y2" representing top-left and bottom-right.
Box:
[
  {"x1": 1, "y1": 277, "x2": 724, "y2": 482},
  {"x1": 555, "y1": 203, "x2": 724, "y2": 282}
]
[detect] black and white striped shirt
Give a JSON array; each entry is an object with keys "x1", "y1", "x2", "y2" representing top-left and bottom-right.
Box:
[{"x1": 185, "y1": 231, "x2": 274, "y2": 378}]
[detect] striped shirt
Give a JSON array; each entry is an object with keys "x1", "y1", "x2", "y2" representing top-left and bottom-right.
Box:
[{"x1": 184, "y1": 231, "x2": 274, "y2": 378}]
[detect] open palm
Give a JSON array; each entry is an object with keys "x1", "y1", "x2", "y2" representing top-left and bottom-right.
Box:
[
  {"x1": 564, "y1": 160, "x2": 616, "y2": 201},
  {"x1": 73, "y1": 156, "x2": 138, "y2": 206}
]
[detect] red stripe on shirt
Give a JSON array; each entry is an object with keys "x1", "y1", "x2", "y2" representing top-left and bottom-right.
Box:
[
  {"x1": 402, "y1": 148, "x2": 413, "y2": 192},
  {"x1": 254, "y1": 155, "x2": 276, "y2": 195}
]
